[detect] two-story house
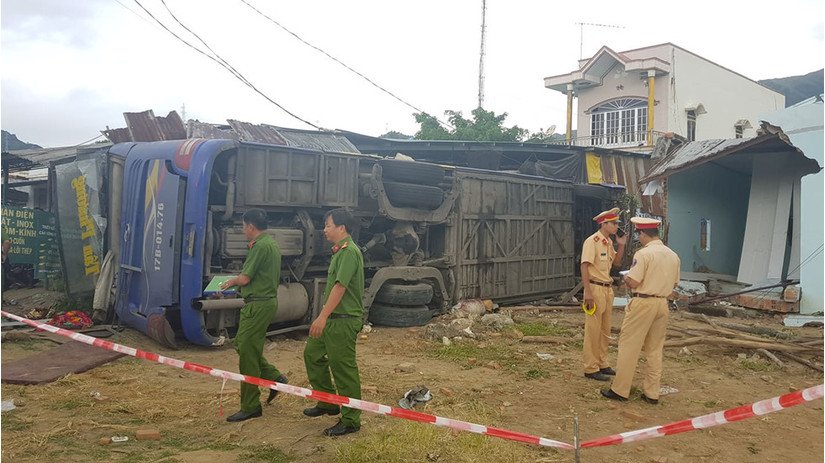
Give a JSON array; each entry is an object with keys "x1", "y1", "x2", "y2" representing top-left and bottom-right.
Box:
[{"x1": 544, "y1": 43, "x2": 785, "y2": 150}]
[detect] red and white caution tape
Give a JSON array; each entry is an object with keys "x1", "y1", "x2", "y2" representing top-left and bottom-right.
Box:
[
  {"x1": 581, "y1": 383, "x2": 824, "y2": 448},
  {"x1": 0, "y1": 311, "x2": 573, "y2": 450}
]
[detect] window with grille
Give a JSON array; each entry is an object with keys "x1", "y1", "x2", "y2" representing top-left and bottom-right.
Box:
[
  {"x1": 734, "y1": 125, "x2": 744, "y2": 138},
  {"x1": 589, "y1": 99, "x2": 648, "y2": 146},
  {"x1": 687, "y1": 110, "x2": 697, "y2": 141}
]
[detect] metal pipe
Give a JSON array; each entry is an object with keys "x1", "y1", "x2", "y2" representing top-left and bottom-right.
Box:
[
  {"x1": 109, "y1": 156, "x2": 124, "y2": 257},
  {"x1": 222, "y1": 153, "x2": 237, "y2": 221},
  {"x1": 193, "y1": 298, "x2": 244, "y2": 311},
  {"x1": 647, "y1": 70, "x2": 655, "y2": 146}
]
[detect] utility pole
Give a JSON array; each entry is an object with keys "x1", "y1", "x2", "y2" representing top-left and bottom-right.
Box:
[
  {"x1": 477, "y1": 0, "x2": 487, "y2": 109},
  {"x1": 574, "y1": 22, "x2": 624, "y2": 60}
]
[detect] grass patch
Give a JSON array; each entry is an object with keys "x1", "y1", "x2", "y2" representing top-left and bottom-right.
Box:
[
  {"x1": 739, "y1": 359, "x2": 774, "y2": 372},
  {"x1": 513, "y1": 322, "x2": 573, "y2": 337},
  {"x1": 54, "y1": 398, "x2": 89, "y2": 411},
  {"x1": 237, "y1": 444, "x2": 293, "y2": 463},
  {"x1": 525, "y1": 369, "x2": 546, "y2": 379},
  {"x1": 334, "y1": 420, "x2": 542, "y2": 463},
  {"x1": 0, "y1": 414, "x2": 32, "y2": 431}
]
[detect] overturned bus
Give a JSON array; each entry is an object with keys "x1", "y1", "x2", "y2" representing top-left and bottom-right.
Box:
[{"x1": 101, "y1": 138, "x2": 575, "y2": 347}]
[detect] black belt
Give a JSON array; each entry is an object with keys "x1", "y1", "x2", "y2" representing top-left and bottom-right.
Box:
[
  {"x1": 589, "y1": 279, "x2": 613, "y2": 287},
  {"x1": 633, "y1": 293, "x2": 666, "y2": 299},
  {"x1": 328, "y1": 313, "x2": 359, "y2": 319}
]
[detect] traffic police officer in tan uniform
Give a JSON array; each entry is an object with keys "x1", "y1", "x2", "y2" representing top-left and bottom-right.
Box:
[
  {"x1": 602, "y1": 217, "x2": 680, "y2": 404},
  {"x1": 303, "y1": 208, "x2": 364, "y2": 436},
  {"x1": 581, "y1": 207, "x2": 626, "y2": 381}
]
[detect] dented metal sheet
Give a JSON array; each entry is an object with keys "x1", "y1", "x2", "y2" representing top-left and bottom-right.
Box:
[
  {"x1": 642, "y1": 137, "x2": 764, "y2": 181},
  {"x1": 103, "y1": 110, "x2": 186, "y2": 143},
  {"x1": 226, "y1": 120, "x2": 288, "y2": 145}
]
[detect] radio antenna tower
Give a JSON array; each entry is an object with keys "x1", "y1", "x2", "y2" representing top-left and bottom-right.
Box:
[{"x1": 477, "y1": 0, "x2": 488, "y2": 108}]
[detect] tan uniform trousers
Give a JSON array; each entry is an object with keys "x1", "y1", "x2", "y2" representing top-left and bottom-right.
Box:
[
  {"x1": 610, "y1": 297, "x2": 669, "y2": 399},
  {"x1": 583, "y1": 284, "x2": 613, "y2": 374}
]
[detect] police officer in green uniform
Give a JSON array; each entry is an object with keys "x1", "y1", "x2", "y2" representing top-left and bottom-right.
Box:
[
  {"x1": 220, "y1": 209, "x2": 288, "y2": 422},
  {"x1": 303, "y1": 208, "x2": 363, "y2": 436}
]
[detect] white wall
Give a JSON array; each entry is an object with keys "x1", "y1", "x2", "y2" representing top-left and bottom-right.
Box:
[
  {"x1": 762, "y1": 100, "x2": 824, "y2": 314},
  {"x1": 670, "y1": 48, "x2": 785, "y2": 140}
]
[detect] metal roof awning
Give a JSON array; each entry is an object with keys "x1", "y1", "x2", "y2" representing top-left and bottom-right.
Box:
[
  {"x1": 640, "y1": 128, "x2": 821, "y2": 183},
  {"x1": 2, "y1": 143, "x2": 112, "y2": 173}
]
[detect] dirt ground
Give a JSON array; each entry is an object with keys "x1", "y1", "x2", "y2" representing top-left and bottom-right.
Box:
[{"x1": 1, "y1": 295, "x2": 823, "y2": 463}]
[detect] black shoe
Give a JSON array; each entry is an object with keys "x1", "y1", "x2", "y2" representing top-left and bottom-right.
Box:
[
  {"x1": 226, "y1": 408, "x2": 262, "y2": 422},
  {"x1": 640, "y1": 393, "x2": 659, "y2": 405},
  {"x1": 600, "y1": 389, "x2": 628, "y2": 401},
  {"x1": 599, "y1": 367, "x2": 616, "y2": 376},
  {"x1": 303, "y1": 406, "x2": 340, "y2": 417},
  {"x1": 266, "y1": 375, "x2": 289, "y2": 404},
  {"x1": 584, "y1": 372, "x2": 611, "y2": 382},
  {"x1": 323, "y1": 420, "x2": 360, "y2": 436}
]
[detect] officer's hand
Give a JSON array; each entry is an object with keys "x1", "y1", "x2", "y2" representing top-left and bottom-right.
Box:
[
  {"x1": 583, "y1": 291, "x2": 594, "y2": 309},
  {"x1": 615, "y1": 233, "x2": 627, "y2": 246},
  {"x1": 309, "y1": 316, "x2": 327, "y2": 338}
]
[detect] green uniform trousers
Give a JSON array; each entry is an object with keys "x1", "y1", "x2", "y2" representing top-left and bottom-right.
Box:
[
  {"x1": 303, "y1": 317, "x2": 362, "y2": 427},
  {"x1": 235, "y1": 299, "x2": 282, "y2": 412}
]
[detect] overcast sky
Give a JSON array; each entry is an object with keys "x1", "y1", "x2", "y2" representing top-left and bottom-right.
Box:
[{"x1": 1, "y1": 0, "x2": 823, "y2": 147}]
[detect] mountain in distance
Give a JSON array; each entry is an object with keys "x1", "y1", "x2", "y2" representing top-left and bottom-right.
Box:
[
  {"x1": 1, "y1": 130, "x2": 42, "y2": 151},
  {"x1": 759, "y1": 69, "x2": 824, "y2": 107}
]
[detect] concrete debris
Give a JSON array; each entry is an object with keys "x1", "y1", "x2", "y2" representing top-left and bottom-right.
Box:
[
  {"x1": 361, "y1": 324, "x2": 373, "y2": 334},
  {"x1": 1, "y1": 400, "x2": 16, "y2": 412},
  {"x1": 441, "y1": 336, "x2": 451, "y2": 346},
  {"x1": 451, "y1": 299, "x2": 487, "y2": 318},
  {"x1": 136, "y1": 429, "x2": 161, "y2": 441},
  {"x1": 480, "y1": 313, "x2": 514, "y2": 330}
]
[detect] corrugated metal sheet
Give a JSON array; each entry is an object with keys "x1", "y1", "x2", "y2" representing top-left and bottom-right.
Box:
[
  {"x1": 103, "y1": 110, "x2": 187, "y2": 143},
  {"x1": 187, "y1": 121, "x2": 238, "y2": 140},
  {"x1": 227, "y1": 120, "x2": 288, "y2": 145},
  {"x1": 643, "y1": 137, "x2": 759, "y2": 181},
  {"x1": 4, "y1": 144, "x2": 112, "y2": 172},
  {"x1": 276, "y1": 127, "x2": 360, "y2": 154}
]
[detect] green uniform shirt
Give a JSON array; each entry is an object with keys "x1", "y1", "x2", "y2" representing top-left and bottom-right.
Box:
[
  {"x1": 324, "y1": 236, "x2": 364, "y2": 317},
  {"x1": 240, "y1": 233, "x2": 281, "y2": 300}
]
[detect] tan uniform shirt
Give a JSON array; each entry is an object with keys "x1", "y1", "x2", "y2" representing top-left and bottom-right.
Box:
[
  {"x1": 581, "y1": 230, "x2": 616, "y2": 283},
  {"x1": 626, "y1": 239, "x2": 680, "y2": 297}
]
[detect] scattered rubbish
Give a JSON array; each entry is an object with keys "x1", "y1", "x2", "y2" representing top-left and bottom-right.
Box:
[
  {"x1": 361, "y1": 324, "x2": 373, "y2": 334},
  {"x1": 678, "y1": 347, "x2": 692, "y2": 356},
  {"x1": 426, "y1": 452, "x2": 440, "y2": 462},
  {"x1": 441, "y1": 336, "x2": 451, "y2": 346},
  {"x1": 398, "y1": 385, "x2": 432, "y2": 410},
  {"x1": 359, "y1": 334, "x2": 369, "y2": 340},
  {"x1": 737, "y1": 353, "x2": 748, "y2": 360},
  {"x1": 536, "y1": 353, "x2": 555, "y2": 361},
  {"x1": 99, "y1": 437, "x2": 112, "y2": 445},
  {"x1": 659, "y1": 386, "x2": 679, "y2": 396},
  {"x1": 136, "y1": 429, "x2": 161, "y2": 441},
  {"x1": 461, "y1": 326, "x2": 476, "y2": 338},
  {"x1": 111, "y1": 436, "x2": 129, "y2": 443},
  {"x1": 47, "y1": 310, "x2": 93, "y2": 330},
  {"x1": 1, "y1": 400, "x2": 17, "y2": 412}
]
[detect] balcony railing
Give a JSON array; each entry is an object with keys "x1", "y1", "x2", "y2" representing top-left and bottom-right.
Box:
[{"x1": 548, "y1": 131, "x2": 666, "y2": 149}]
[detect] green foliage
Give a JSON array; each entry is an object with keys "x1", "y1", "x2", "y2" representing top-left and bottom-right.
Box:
[
  {"x1": 414, "y1": 108, "x2": 528, "y2": 142},
  {"x1": 379, "y1": 131, "x2": 413, "y2": 140}
]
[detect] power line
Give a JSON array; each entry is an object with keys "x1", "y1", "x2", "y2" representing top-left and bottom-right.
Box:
[
  {"x1": 238, "y1": 0, "x2": 453, "y2": 130},
  {"x1": 131, "y1": 0, "x2": 321, "y2": 129}
]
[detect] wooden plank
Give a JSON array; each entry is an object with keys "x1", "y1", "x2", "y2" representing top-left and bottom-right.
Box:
[{"x1": 1, "y1": 341, "x2": 125, "y2": 385}]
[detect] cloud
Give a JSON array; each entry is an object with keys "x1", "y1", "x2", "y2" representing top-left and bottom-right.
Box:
[{"x1": 1, "y1": 0, "x2": 108, "y2": 48}]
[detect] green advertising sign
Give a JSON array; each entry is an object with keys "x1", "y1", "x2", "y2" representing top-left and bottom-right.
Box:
[{"x1": 1, "y1": 207, "x2": 62, "y2": 282}]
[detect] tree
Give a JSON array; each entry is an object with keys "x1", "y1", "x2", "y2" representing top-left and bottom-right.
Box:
[
  {"x1": 413, "y1": 108, "x2": 527, "y2": 142},
  {"x1": 379, "y1": 131, "x2": 413, "y2": 140}
]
